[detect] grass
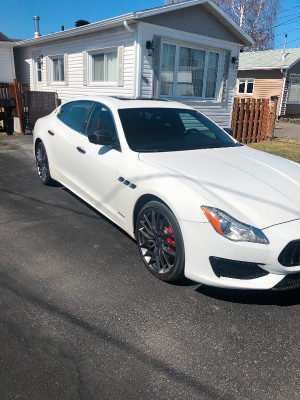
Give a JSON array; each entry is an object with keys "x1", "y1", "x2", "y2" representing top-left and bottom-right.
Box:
[{"x1": 248, "y1": 138, "x2": 300, "y2": 163}]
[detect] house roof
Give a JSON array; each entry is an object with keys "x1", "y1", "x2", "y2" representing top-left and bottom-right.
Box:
[
  {"x1": 13, "y1": 0, "x2": 253, "y2": 48},
  {"x1": 239, "y1": 48, "x2": 300, "y2": 70}
]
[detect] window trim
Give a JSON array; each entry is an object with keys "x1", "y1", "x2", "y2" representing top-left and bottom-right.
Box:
[
  {"x1": 49, "y1": 54, "x2": 65, "y2": 85},
  {"x1": 87, "y1": 47, "x2": 119, "y2": 86},
  {"x1": 237, "y1": 78, "x2": 255, "y2": 95},
  {"x1": 287, "y1": 73, "x2": 300, "y2": 104},
  {"x1": 159, "y1": 40, "x2": 224, "y2": 101}
]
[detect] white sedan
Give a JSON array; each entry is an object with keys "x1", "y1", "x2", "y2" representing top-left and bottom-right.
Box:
[{"x1": 34, "y1": 96, "x2": 300, "y2": 290}]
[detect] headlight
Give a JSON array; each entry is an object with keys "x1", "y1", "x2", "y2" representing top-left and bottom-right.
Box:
[{"x1": 201, "y1": 206, "x2": 269, "y2": 244}]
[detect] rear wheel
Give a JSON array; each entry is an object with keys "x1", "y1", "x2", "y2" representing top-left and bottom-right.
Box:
[
  {"x1": 35, "y1": 141, "x2": 53, "y2": 185},
  {"x1": 136, "y1": 201, "x2": 185, "y2": 282}
]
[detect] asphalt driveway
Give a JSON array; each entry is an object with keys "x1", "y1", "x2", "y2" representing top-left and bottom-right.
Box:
[
  {"x1": 0, "y1": 135, "x2": 299, "y2": 400},
  {"x1": 274, "y1": 121, "x2": 300, "y2": 140}
]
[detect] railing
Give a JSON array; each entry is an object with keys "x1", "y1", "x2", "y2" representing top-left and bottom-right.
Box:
[{"x1": 231, "y1": 97, "x2": 278, "y2": 144}]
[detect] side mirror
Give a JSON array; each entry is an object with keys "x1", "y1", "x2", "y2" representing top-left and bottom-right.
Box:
[{"x1": 88, "y1": 130, "x2": 114, "y2": 147}]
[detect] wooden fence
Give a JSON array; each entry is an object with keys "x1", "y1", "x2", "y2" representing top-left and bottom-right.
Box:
[{"x1": 231, "y1": 97, "x2": 278, "y2": 144}]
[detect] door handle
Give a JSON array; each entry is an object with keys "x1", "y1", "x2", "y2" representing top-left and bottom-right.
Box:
[
  {"x1": 76, "y1": 146, "x2": 86, "y2": 154},
  {"x1": 48, "y1": 130, "x2": 55, "y2": 136}
]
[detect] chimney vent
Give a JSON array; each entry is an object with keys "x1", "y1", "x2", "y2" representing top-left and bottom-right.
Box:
[{"x1": 33, "y1": 16, "x2": 41, "y2": 38}]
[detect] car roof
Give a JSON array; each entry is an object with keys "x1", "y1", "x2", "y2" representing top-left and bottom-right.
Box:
[{"x1": 61, "y1": 96, "x2": 192, "y2": 110}]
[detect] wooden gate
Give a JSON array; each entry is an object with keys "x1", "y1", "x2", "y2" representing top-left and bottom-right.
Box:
[{"x1": 231, "y1": 98, "x2": 278, "y2": 144}]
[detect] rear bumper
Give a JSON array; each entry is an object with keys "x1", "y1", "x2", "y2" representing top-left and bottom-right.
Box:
[{"x1": 179, "y1": 218, "x2": 300, "y2": 290}]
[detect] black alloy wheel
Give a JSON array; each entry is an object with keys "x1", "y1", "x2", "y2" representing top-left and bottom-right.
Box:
[
  {"x1": 35, "y1": 141, "x2": 53, "y2": 185},
  {"x1": 136, "y1": 201, "x2": 185, "y2": 282}
]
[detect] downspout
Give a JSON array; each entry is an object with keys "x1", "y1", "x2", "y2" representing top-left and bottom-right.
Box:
[
  {"x1": 124, "y1": 20, "x2": 140, "y2": 99},
  {"x1": 279, "y1": 69, "x2": 287, "y2": 117},
  {"x1": 10, "y1": 45, "x2": 16, "y2": 80}
]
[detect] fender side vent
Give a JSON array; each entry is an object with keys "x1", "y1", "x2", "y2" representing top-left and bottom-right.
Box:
[{"x1": 278, "y1": 240, "x2": 300, "y2": 267}]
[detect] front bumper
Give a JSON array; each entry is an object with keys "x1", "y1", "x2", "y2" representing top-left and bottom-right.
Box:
[{"x1": 179, "y1": 218, "x2": 300, "y2": 290}]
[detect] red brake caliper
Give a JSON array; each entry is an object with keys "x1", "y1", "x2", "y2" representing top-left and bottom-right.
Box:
[{"x1": 165, "y1": 226, "x2": 175, "y2": 255}]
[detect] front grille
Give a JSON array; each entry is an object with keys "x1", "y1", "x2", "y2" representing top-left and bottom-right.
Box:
[
  {"x1": 278, "y1": 240, "x2": 300, "y2": 267},
  {"x1": 272, "y1": 273, "x2": 300, "y2": 291},
  {"x1": 209, "y1": 257, "x2": 268, "y2": 280}
]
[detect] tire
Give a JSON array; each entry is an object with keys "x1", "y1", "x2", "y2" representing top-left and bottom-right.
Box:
[
  {"x1": 136, "y1": 201, "x2": 185, "y2": 282},
  {"x1": 35, "y1": 141, "x2": 53, "y2": 185}
]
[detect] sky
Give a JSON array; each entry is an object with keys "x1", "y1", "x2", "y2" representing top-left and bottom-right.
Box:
[{"x1": 0, "y1": 0, "x2": 300, "y2": 49}]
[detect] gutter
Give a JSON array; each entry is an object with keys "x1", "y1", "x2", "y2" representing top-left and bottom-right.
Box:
[{"x1": 13, "y1": 13, "x2": 136, "y2": 47}]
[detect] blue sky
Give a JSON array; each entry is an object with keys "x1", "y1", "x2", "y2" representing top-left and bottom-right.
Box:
[{"x1": 1, "y1": 0, "x2": 300, "y2": 49}]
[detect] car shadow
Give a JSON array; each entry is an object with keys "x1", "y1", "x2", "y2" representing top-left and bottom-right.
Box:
[{"x1": 196, "y1": 285, "x2": 300, "y2": 306}]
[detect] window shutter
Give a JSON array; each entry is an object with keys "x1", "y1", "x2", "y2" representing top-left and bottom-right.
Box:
[
  {"x1": 221, "y1": 50, "x2": 231, "y2": 102},
  {"x1": 64, "y1": 54, "x2": 68, "y2": 86},
  {"x1": 83, "y1": 51, "x2": 88, "y2": 86},
  {"x1": 45, "y1": 56, "x2": 50, "y2": 86},
  {"x1": 152, "y1": 35, "x2": 162, "y2": 98},
  {"x1": 118, "y1": 46, "x2": 124, "y2": 87}
]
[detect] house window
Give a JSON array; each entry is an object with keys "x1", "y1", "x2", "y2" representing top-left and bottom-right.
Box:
[
  {"x1": 37, "y1": 59, "x2": 42, "y2": 82},
  {"x1": 89, "y1": 49, "x2": 118, "y2": 83},
  {"x1": 160, "y1": 42, "x2": 221, "y2": 99},
  {"x1": 51, "y1": 56, "x2": 64, "y2": 82},
  {"x1": 287, "y1": 74, "x2": 300, "y2": 103},
  {"x1": 238, "y1": 79, "x2": 254, "y2": 94}
]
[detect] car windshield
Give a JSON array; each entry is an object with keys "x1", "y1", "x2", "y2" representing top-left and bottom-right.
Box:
[{"x1": 118, "y1": 108, "x2": 236, "y2": 152}]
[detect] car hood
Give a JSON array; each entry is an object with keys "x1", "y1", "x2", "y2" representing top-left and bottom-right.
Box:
[{"x1": 139, "y1": 146, "x2": 300, "y2": 229}]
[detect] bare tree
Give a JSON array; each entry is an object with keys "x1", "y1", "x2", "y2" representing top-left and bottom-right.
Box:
[{"x1": 213, "y1": 0, "x2": 282, "y2": 50}]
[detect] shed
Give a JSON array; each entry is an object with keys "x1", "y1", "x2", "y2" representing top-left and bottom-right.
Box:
[
  {"x1": 13, "y1": 0, "x2": 252, "y2": 127},
  {"x1": 236, "y1": 48, "x2": 300, "y2": 118}
]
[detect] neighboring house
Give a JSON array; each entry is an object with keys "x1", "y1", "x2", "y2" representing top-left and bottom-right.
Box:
[
  {"x1": 13, "y1": 0, "x2": 252, "y2": 127},
  {"x1": 0, "y1": 32, "x2": 17, "y2": 83},
  {"x1": 236, "y1": 48, "x2": 300, "y2": 118}
]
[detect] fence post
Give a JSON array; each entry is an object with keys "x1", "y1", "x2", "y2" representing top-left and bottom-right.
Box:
[
  {"x1": 268, "y1": 96, "x2": 279, "y2": 140},
  {"x1": 13, "y1": 78, "x2": 24, "y2": 135}
]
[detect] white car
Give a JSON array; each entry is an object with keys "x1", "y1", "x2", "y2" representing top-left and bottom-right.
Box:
[{"x1": 34, "y1": 96, "x2": 300, "y2": 290}]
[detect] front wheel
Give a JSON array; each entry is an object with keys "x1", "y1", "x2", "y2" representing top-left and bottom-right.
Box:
[
  {"x1": 35, "y1": 141, "x2": 53, "y2": 185},
  {"x1": 136, "y1": 201, "x2": 185, "y2": 282}
]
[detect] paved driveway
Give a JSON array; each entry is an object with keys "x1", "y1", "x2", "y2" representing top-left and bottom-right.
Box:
[
  {"x1": 274, "y1": 122, "x2": 300, "y2": 140},
  {"x1": 0, "y1": 135, "x2": 299, "y2": 400}
]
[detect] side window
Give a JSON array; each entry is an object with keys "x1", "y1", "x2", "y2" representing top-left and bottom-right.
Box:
[
  {"x1": 58, "y1": 101, "x2": 93, "y2": 132},
  {"x1": 86, "y1": 103, "x2": 117, "y2": 140}
]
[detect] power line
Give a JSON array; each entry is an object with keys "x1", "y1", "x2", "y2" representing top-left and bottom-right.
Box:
[
  {"x1": 278, "y1": 12, "x2": 300, "y2": 20},
  {"x1": 275, "y1": 15, "x2": 300, "y2": 28},
  {"x1": 275, "y1": 26, "x2": 300, "y2": 36},
  {"x1": 281, "y1": 4, "x2": 300, "y2": 13},
  {"x1": 288, "y1": 36, "x2": 300, "y2": 44}
]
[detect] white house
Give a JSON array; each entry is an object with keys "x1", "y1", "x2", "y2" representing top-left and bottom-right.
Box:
[
  {"x1": 13, "y1": 0, "x2": 252, "y2": 127},
  {"x1": 0, "y1": 32, "x2": 16, "y2": 83}
]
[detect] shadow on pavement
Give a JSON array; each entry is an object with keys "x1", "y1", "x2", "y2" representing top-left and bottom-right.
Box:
[{"x1": 196, "y1": 285, "x2": 300, "y2": 306}]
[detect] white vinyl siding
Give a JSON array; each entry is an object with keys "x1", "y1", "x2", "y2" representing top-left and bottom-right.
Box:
[
  {"x1": 14, "y1": 27, "x2": 135, "y2": 102},
  {"x1": 287, "y1": 74, "x2": 300, "y2": 104},
  {"x1": 140, "y1": 22, "x2": 240, "y2": 128},
  {"x1": 0, "y1": 46, "x2": 15, "y2": 83}
]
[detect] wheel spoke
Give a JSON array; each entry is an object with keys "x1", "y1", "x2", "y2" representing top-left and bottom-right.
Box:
[
  {"x1": 140, "y1": 220, "x2": 155, "y2": 237},
  {"x1": 139, "y1": 227, "x2": 154, "y2": 241},
  {"x1": 162, "y1": 244, "x2": 176, "y2": 257}
]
